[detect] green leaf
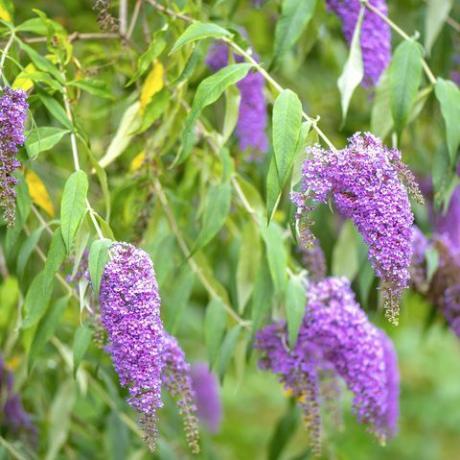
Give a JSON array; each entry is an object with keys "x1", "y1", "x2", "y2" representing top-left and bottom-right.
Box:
[
  {"x1": 266, "y1": 154, "x2": 283, "y2": 224},
  {"x1": 236, "y1": 220, "x2": 261, "y2": 313},
  {"x1": 273, "y1": 0, "x2": 318, "y2": 63},
  {"x1": 194, "y1": 181, "x2": 232, "y2": 250},
  {"x1": 18, "y1": 41, "x2": 64, "y2": 83},
  {"x1": 286, "y1": 274, "x2": 307, "y2": 348},
  {"x1": 69, "y1": 79, "x2": 114, "y2": 99},
  {"x1": 17, "y1": 226, "x2": 45, "y2": 278},
  {"x1": 164, "y1": 267, "x2": 195, "y2": 333},
  {"x1": 25, "y1": 127, "x2": 69, "y2": 159},
  {"x1": 261, "y1": 222, "x2": 288, "y2": 298},
  {"x1": 23, "y1": 229, "x2": 66, "y2": 329},
  {"x1": 177, "y1": 63, "x2": 252, "y2": 164},
  {"x1": 218, "y1": 325, "x2": 241, "y2": 379},
  {"x1": 99, "y1": 102, "x2": 141, "y2": 168},
  {"x1": 136, "y1": 88, "x2": 170, "y2": 134},
  {"x1": 424, "y1": 0, "x2": 453, "y2": 54},
  {"x1": 337, "y1": 5, "x2": 364, "y2": 122},
  {"x1": 73, "y1": 324, "x2": 93, "y2": 376},
  {"x1": 272, "y1": 89, "x2": 303, "y2": 189},
  {"x1": 222, "y1": 84, "x2": 241, "y2": 143},
  {"x1": 174, "y1": 46, "x2": 202, "y2": 84},
  {"x1": 22, "y1": 271, "x2": 52, "y2": 329},
  {"x1": 105, "y1": 412, "x2": 129, "y2": 460},
  {"x1": 29, "y1": 295, "x2": 69, "y2": 368},
  {"x1": 389, "y1": 39, "x2": 423, "y2": 135},
  {"x1": 60, "y1": 170, "x2": 88, "y2": 253},
  {"x1": 268, "y1": 402, "x2": 300, "y2": 460},
  {"x1": 88, "y1": 238, "x2": 112, "y2": 297},
  {"x1": 127, "y1": 31, "x2": 166, "y2": 86},
  {"x1": 170, "y1": 22, "x2": 232, "y2": 54},
  {"x1": 38, "y1": 94, "x2": 73, "y2": 129},
  {"x1": 332, "y1": 221, "x2": 359, "y2": 280},
  {"x1": 204, "y1": 297, "x2": 227, "y2": 367},
  {"x1": 250, "y1": 258, "x2": 273, "y2": 334},
  {"x1": 45, "y1": 380, "x2": 76, "y2": 460},
  {"x1": 425, "y1": 246, "x2": 439, "y2": 282},
  {"x1": 370, "y1": 69, "x2": 393, "y2": 139},
  {"x1": 435, "y1": 78, "x2": 460, "y2": 164}
]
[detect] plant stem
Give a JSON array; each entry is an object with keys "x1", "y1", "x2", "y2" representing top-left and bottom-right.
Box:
[
  {"x1": 0, "y1": 31, "x2": 15, "y2": 85},
  {"x1": 61, "y1": 81, "x2": 105, "y2": 240},
  {"x1": 128, "y1": 0, "x2": 142, "y2": 39},
  {"x1": 119, "y1": 0, "x2": 128, "y2": 36},
  {"x1": 363, "y1": 0, "x2": 437, "y2": 85}
]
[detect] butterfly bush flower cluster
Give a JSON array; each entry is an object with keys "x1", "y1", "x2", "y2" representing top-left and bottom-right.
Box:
[
  {"x1": 99, "y1": 243, "x2": 199, "y2": 451},
  {"x1": 256, "y1": 277, "x2": 399, "y2": 452},
  {"x1": 0, "y1": 357, "x2": 36, "y2": 443},
  {"x1": 292, "y1": 133, "x2": 415, "y2": 324},
  {"x1": 326, "y1": 0, "x2": 391, "y2": 86},
  {"x1": 162, "y1": 333, "x2": 200, "y2": 454},
  {"x1": 190, "y1": 363, "x2": 222, "y2": 433},
  {"x1": 0, "y1": 88, "x2": 28, "y2": 226},
  {"x1": 206, "y1": 42, "x2": 268, "y2": 156}
]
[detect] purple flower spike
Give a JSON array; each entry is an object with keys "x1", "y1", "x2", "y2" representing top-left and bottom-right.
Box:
[
  {"x1": 99, "y1": 243, "x2": 166, "y2": 449},
  {"x1": 190, "y1": 362, "x2": 222, "y2": 433},
  {"x1": 206, "y1": 42, "x2": 268, "y2": 157},
  {"x1": 326, "y1": 0, "x2": 391, "y2": 87},
  {"x1": 0, "y1": 88, "x2": 28, "y2": 226},
  {"x1": 293, "y1": 133, "x2": 415, "y2": 324},
  {"x1": 256, "y1": 277, "x2": 400, "y2": 452},
  {"x1": 162, "y1": 334, "x2": 200, "y2": 454}
]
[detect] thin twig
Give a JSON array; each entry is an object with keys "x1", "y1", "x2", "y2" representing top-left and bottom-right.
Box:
[
  {"x1": 0, "y1": 31, "x2": 15, "y2": 84},
  {"x1": 446, "y1": 16, "x2": 460, "y2": 33},
  {"x1": 24, "y1": 32, "x2": 120, "y2": 44},
  {"x1": 119, "y1": 0, "x2": 128, "y2": 36},
  {"x1": 128, "y1": 0, "x2": 142, "y2": 39},
  {"x1": 146, "y1": 0, "x2": 193, "y2": 23}
]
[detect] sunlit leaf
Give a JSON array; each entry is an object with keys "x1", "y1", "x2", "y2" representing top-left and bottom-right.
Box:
[{"x1": 25, "y1": 170, "x2": 55, "y2": 216}]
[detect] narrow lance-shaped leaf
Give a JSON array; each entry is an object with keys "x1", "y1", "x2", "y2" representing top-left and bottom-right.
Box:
[
  {"x1": 424, "y1": 0, "x2": 453, "y2": 54},
  {"x1": 73, "y1": 324, "x2": 93, "y2": 377},
  {"x1": 273, "y1": 0, "x2": 318, "y2": 63},
  {"x1": 177, "y1": 63, "x2": 252, "y2": 164},
  {"x1": 389, "y1": 39, "x2": 423, "y2": 136},
  {"x1": 332, "y1": 220, "x2": 360, "y2": 280},
  {"x1": 25, "y1": 127, "x2": 69, "y2": 159},
  {"x1": 204, "y1": 297, "x2": 227, "y2": 367},
  {"x1": 88, "y1": 238, "x2": 112, "y2": 297},
  {"x1": 337, "y1": 5, "x2": 364, "y2": 122},
  {"x1": 60, "y1": 170, "x2": 88, "y2": 253},
  {"x1": 170, "y1": 22, "x2": 232, "y2": 54},
  {"x1": 218, "y1": 325, "x2": 241, "y2": 380},
  {"x1": 193, "y1": 181, "x2": 232, "y2": 251},
  {"x1": 286, "y1": 274, "x2": 307, "y2": 348},
  {"x1": 272, "y1": 89, "x2": 303, "y2": 189},
  {"x1": 435, "y1": 78, "x2": 460, "y2": 164}
]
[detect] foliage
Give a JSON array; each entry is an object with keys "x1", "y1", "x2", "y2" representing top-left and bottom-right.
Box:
[{"x1": 0, "y1": 0, "x2": 459, "y2": 459}]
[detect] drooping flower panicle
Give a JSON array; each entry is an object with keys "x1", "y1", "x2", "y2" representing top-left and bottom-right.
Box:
[
  {"x1": 326, "y1": 0, "x2": 391, "y2": 87},
  {"x1": 190, "y1": 362, "x2": 222, "y2": 433},
  {"x1": 256, "y1": 277, "x2": 400, "y2": 452},
  {"x1": 0, "y1": 88, "x2": 28, "y2": 226},
  {"x1": 162, "y1": 333, "x2": 200, "y2": 454},
  {"x1": 206, "y1": 42, "x2": 268, "y2": 156},
  {"x1": 293, "y1": 133, "x2": 415, "y2": 324},
  {"x1": 99, "y1": 243, "x2": 166, "y2": 448}
]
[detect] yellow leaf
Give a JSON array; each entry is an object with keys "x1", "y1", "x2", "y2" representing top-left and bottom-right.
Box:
[
  {"x1": 25, "y1": 170, "x2": 55, "y2": 217},
  {"x1": 140, "y1": 61, "x2": 164, "y2": 109},
  {"x1": 13, "y1": 63, "x2": 36, "y2": 92},
  {"x1": 129, "y1": 151, "x2": 145, "y2": 172},
  {"x1": 0, "y1": 4, "x2": 11, "y2": 22}
]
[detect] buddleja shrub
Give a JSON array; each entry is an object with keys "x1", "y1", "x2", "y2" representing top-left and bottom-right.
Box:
[{"x1": 0, "y1": 0, "x2": 459, "y2": 458}]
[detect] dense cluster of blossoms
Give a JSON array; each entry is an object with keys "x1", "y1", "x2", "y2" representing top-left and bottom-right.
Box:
[
  {"x1": 292, "y1": 133, "x2": 416, "y2": 324},
  {"x1": 99, "y1": 243, "x2": 199, "y2": 451},
  {"x1": 0, "y1": 357, "x2": 36, "y2": 442},
  {"x1": 206, "y1": 42, "x2": 268, "y2": 156},
  {"x1": 326, "y1": 0, "x2": 391, "y2": 87},
  {"x1": 256, "y1": 277, "x2": 399, "y2": 453},
  {"x1": 0, "y1": 88, "x2": 28, "y2": 226},
  {"x1": 190, "y1": 363, "x2": 222, "y2": 433}
]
